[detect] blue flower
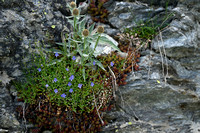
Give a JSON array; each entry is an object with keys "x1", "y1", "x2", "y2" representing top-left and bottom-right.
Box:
[
  {"x1": 45, "y1": 84, "x2": 49, "y2": 88},
  {"x1": 54, "y1": 78, "x2": 58, "y2": 82},
  {"x1": 69, "y1": 88, "x2": 73, "y2": 93},
  {"x1": 72, "y1": 56, "x2": 76, "y2": 61},
  {"x1": 93, "y1": 61, "x2": 95, "y2": 65},
  {"x1": 61, "y1": 93, "x2": 66, "y2": 98},
  {"x1": 66, "y1": 68, "x2": 69, "y2": 71},
  {"x1": 68, "y1": 82, "x2": 72, "y2": 86},
  {"x1": 91, "y1": 82, "x2": 94, "y2": 87},
  {"x1": 38, "y1": 68, "x2": 41, "y2": 72},
  {"x1": 54, "y1": 89, "x2": 58, "y2": 93},
  {"x1": 110, "y1": 62, "x2": 114, "y2": 67},
  {"x1": 55, "y1": 52, "x2": 59, "y2": 57},
  {"x1": 41, "y1": 64, "x2": 43, "y2": 67},
  {"x1": 69, "y1": 75, "x2": 74, "y2": 81},
  {"x1": 78, "y1": 84, "x2": 82, "y2": 88}
]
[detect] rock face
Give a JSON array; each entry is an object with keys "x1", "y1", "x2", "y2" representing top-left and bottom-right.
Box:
[
  {"x1": 1, "y1": 0, "x2": 200, "y2": 133},
  {"x1": 0, "y1": 0, "x2": 72, "y2": 132},
  {"x1": 128, "y1": 0, "x2": 178, "y2": 7},
  {"x1": 101, "y1": 0, "x2": 200, "y2": 133},
  {"x1": 107, "y1": 1, "x2": 174, "y2": 33}
]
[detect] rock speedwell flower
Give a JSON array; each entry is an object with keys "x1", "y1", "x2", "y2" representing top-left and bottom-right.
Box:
[
  {"x1": 78, "y1": 84, "x2": 82, "y2": 88},
  {"x1": 91, "y1": 82, "x2": 94, "y2": 87},
  {"x1": 68, "y1": 82, "x2": 72, "y2": 86},
  {"x1": 61, "y1": 93, "x2": 66, "y2": 98},
  {"x1": 110, "y1": 61, "x2": 114, "y2": 67},
  {"x1": 45, "y1": 84, "x2": 49, "y2": 88},
  {"x1": 72, "y1": 56, "x2": 76, "y2": 61},
  {"x1": 69, "y1": 88, "x2": 73, "y2": 93},
  {"x1": 54, "y1": 78, "x2": 58, "y2": 82},
  {"x1": 54, "y1": 89, "x2": 58, "y2": 93},
  {"x1": 55, "y1": 52, "x2": 59, "y2": 57},
  {"x1": 69, "y1": 75, "x2": 74, "y2": 81}
]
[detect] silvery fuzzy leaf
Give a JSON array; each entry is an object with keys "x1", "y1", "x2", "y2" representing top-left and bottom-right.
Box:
[
  {"x1": 56, "y1": 42, "x2": 66, "y2": 46},
  {"x1": 56, "y1": 42, "x2": 75, "y2": 48},
  {"x1": 77, "y1": 48, "x2": 83, "y2": 57},
  {"x1": 89, "y1": 34, "x2": 120, "y2": 56},
  {"x1": 68, "y1": 38, "x2": 82, "y2": 43},
  {"x1": 88, "y1": 23, "x2": 95, "y2": 34},
  {"x1": 82, "y1": 54, "x2": 89, "y2": 57},
  {"x1": 78, "y1": 18, "x2": 86, "y2": 31},
  {"x1": 67, "y1": 19, "x2": 74, "y2": 27},
  {"x1": 66, "y1": 16, "x2": 74, "y2": 19},
  {"x1": 43, "y1": 48, "x2": 64, "y2": 55},
  {"x1": 82, "y1": 68, "x2": 86, "y2": 82},
  {"x1": 99, "y1": 33, "x2": 121, "y2": 52}
]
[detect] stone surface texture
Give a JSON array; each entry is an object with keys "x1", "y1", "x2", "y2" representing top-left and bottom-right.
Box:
[
  {"x1": 101, "y1": 0, "x2": 200, "y2": 133},
  {"x1": 0, "y1": 0, "x2": 200, "y2": 132}
]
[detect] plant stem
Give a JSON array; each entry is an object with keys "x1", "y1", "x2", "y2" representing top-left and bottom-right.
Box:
[
  {"x1": 91, "y1": 34, "x2": 101, "y2": 56},
  {"x1": 83, "y1": 37, "x2": 86, "y2": 51},
  {"x1": 74, "y1": 17, "x2": 77, "y2": 32}
]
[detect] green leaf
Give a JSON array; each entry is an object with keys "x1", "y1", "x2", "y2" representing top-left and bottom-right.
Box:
[
  {"x1": 77, "y1": 48, "x2": 83, "y2": 57},
  {"x1": 88, "y1": 23, "x2": 95, "y2": 34},
  {"x1": 66, "y1": 16, "x2": 74, "y2": 19},
  {"x1": 82, "y1": 54, "x2": 89, "y2": 58},
  {"x1": 46, "y1": 57, "x2": 65, "y2": 66},
  {"x1": 55, "y1": 42, "x2": 66, "y2": 46},
  {"x1": 78, "y1": 18, "x2": 86, "y2": 31},
  {"x1": 87, "y1": 35, "x2": 99, "y2": 45},
  {"x1": 99, "y1": 34, "x2": 121, "y2": 52},
  {"x1": 68, "y1": 38, "x2": 82, "y2": 43},
  {"x1": 43, "y1": 48, "x2": 64, "y2": 55},
  {"x1": 67, "y1": 19, "x2": 74, "y2": 27},
  {"x1": 82, "y1": 68, "x2": 86, "y2": 82},
  {"x1": 94, "y1": 59, "x2": 106, "y2": 71},
  {"x1": 56, "y1": 42, "x2": 75, "y2": 48}
]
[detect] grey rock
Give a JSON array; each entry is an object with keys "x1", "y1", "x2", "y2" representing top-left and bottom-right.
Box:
[
  {"x1": 128, "y1": 0, "x2": 178, "y2": 7},
  {"x1": 102, "y1": 2, "x2": 200, "y2": 131},
  {"x1": 151, "y1": 3, "x2": 200, "y2": 70},
  {"x1": 102, "y1": 52, "x2": 200, "y2": 133},
  {"x1": 107, "y1": 1, "x2": 173, "y2": 32},
  {"x1": 0, "y1": 112, "x2": 20, "y2": 128}
]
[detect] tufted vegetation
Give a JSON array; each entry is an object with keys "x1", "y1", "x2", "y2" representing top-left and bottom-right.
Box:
[{"x1": 13, "y1": 1, "x2": 141, "y2": 132}]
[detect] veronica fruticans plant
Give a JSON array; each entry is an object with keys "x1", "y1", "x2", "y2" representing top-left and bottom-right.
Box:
[{"x1": 15, "y1": 47, "x2": 106, "y2": 113}]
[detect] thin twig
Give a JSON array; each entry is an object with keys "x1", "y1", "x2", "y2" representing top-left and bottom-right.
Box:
[
  {"x1": 97, "y1": 91, "x2": 105, "y2": 110},
  {"x1": 148, "y1": 46, "x2": 153, "y2": 79},
  {"x1": 158, "y1": 28, "x2": 168, "y2": 85},
  {"x1": 39, "y1": 101, "x2": 41, "y2": 111},
  {"x1": 22, "y1": 103, "x2": 27, "y2": 133},
  {"x1": 92, "y1": 91, "x2": 104, "y2": 125},
  {"x1": 108, "y1": 66, "x2": 118, "y2": 101},
  {"x1": 156, "y1": 35, "x2": 165, "y2": 81}
]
